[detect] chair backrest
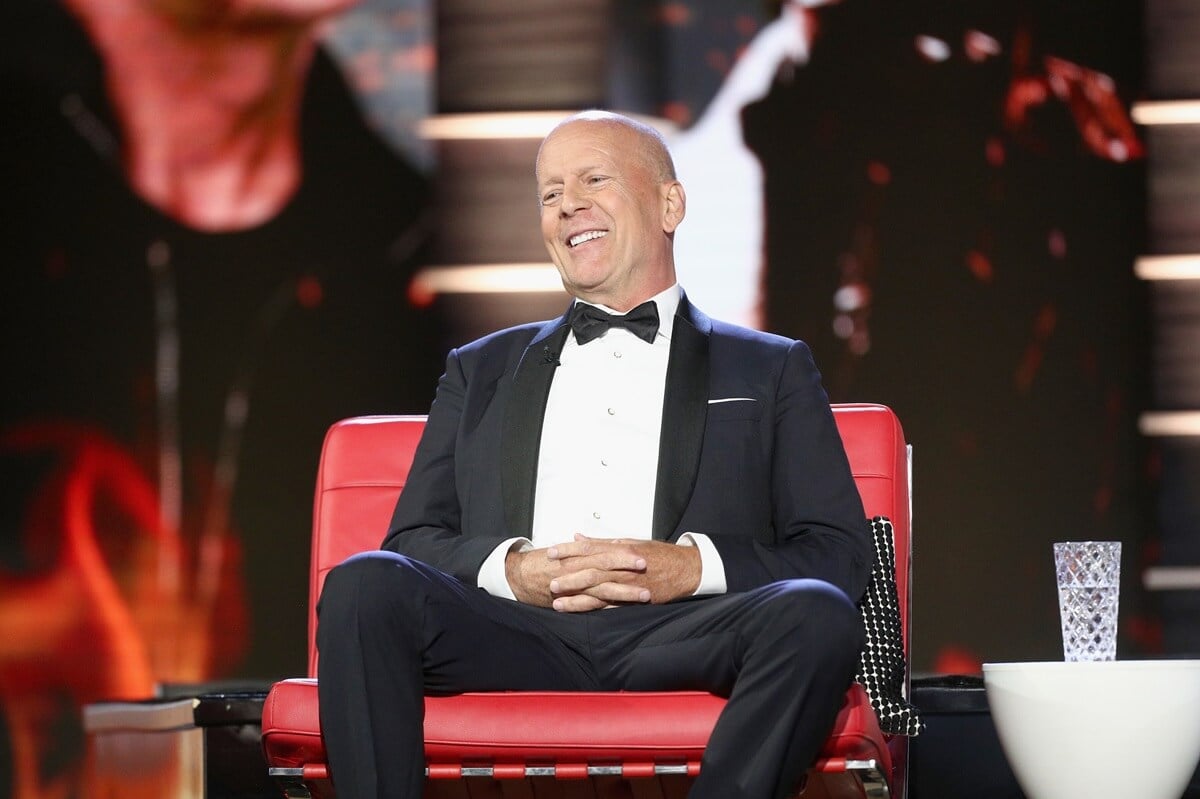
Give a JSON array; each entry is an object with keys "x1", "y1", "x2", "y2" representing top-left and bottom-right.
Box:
[{"x1": 306, "y1": 405, "x2": 911, "y2": 677}]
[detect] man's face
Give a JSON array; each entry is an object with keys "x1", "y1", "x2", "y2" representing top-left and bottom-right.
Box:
[{"x1": 536, "y1": 121, "x2": 682, "y2": 311}]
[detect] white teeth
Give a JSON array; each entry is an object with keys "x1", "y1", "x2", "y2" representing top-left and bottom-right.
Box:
[{"x1": 568, "y1": 230, "x2": 607, "y2": 248}]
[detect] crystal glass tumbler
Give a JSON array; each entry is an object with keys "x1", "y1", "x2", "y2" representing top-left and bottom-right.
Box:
[{"x1": 1053, "y1": 541, "x2": 1121, "y2": 662}]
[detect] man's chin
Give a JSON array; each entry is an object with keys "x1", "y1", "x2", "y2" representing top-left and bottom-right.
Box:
[{"x1": 557, "y1": 269, "x2": 612, "y2": 302}]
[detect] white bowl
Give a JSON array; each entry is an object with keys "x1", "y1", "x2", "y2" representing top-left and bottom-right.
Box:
[{"x1": 983, "y1": 660, "x2": 1200, "y2": 799}]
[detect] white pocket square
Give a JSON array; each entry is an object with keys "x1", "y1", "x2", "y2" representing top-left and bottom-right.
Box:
[{"x1": 708, "y1": 397, "x2": 757, "y2": 405}]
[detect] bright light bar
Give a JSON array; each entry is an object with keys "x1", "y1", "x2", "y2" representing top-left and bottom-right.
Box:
[
  {"x1": 412, "y1": 263, "x2": 565, "y2": 294},
  {"x1": 1135, "y1": 254, "x2": 1200, "y2": 280},
  {"x1": 1139, "y1": 411, "x2": 1200, "y2": 437},
  {"x1": 1144, "y1": 566, "x2": 1200, "y2": 591},
  {"x1": 418, "y1": 112, "x2": 679, "y2": 141},
  {"x1": 418, "y1": 112, "x2": 575, "y2": 140},
  {"x1": 1132, "y1": 100, "x2": 1200, "y2": 126}
]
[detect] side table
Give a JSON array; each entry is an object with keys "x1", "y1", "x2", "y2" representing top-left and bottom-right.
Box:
[
  {"x1": 983, "y1": 660, "x2": 1200, "y2": 799},
  {"x1": 84, "y1": 685, "x2": 275, "y2": 799}
]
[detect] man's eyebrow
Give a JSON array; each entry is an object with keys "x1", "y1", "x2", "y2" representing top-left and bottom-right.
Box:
[{"x1": 538, "y1": 164, "x2": 607, "y2": 187}]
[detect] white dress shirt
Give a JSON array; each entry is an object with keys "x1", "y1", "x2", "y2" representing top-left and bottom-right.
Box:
[{"x1": 477, "y1": 285, "x2": 727, "y2": 599}]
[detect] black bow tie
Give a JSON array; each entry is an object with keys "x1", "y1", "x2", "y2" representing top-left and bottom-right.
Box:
[{"x1": 568, "y1": 300, "x2": 660, "y2": 345}]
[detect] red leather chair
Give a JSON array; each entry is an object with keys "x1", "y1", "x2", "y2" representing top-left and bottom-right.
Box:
[{"x1": 262, "y1": 403, "x2": 913, "y2": 798}]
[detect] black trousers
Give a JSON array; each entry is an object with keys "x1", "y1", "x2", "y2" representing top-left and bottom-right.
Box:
[{"x1": 316, "y1": 551, "x2": 863, "y2": 799}]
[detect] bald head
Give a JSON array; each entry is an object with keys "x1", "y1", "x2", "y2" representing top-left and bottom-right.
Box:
[{"x1": 536, "y1": 111, "x2": 677, "y2": 190}]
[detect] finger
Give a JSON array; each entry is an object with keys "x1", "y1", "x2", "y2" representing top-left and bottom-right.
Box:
[
  {"x1": 558, "y1": 533, "x2": 631, "y2": 552},
  {"x1": 551, "y1": 582, "x2": 651, "y2": 612},
  {"x1": 580, "y1": 581, "x2": 652, "y2": 605},
  {"x1": 548, "y1": 537, "x2": 598, "y2": 559},
  {"x1": 550, "y1": 567, "x2": 635, "y2": 595},
  {"x1": 570, "y1": 532, "x2": 629, "y2": 547},
  {"x1": 551, "y1": 552, "x2": 647, "y2": 584},
  {"x1": 552, "y1": 594, "x2": 609, "y2": 613},
  {"x1": 556, "y1": 553, "x2": 645, "y2": 574},
  {"x1": 574, "y1": 546, "x2": 646, "y2": 571}
]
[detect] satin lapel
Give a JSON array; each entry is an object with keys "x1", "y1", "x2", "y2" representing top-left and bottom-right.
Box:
[
  {"x1": 652, "y1": 298, "x2": 711, "y2": 541},
  {"x1": 501, "y1": 316, "x2": 571, "y2": 539}
]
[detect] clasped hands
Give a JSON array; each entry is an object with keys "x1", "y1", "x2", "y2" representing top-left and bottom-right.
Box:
[{"x1": 505, "y1": 534, "x2": 701, "y2": 612}]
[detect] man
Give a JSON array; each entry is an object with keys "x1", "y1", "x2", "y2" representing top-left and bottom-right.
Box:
[{"x1": 316, "y1": 111, "x2": 872, "y2": 799}]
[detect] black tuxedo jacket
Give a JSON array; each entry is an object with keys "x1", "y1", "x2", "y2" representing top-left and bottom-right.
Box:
[{"x1": 383, "y1": 297, "x2": 872, "y2": 601}]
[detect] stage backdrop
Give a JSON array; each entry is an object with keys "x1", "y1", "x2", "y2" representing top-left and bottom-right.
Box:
[{"x1": 0, "y1": 1, "x2": 1147, "y2": 797}]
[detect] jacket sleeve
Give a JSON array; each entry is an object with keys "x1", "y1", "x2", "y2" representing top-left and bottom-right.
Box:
[
  {"x1": 705, "y1": 341, "x2": 874, "y2": 602},
  {"x1": 379, "y1": 348, "x2": 513, "y2": 584}
]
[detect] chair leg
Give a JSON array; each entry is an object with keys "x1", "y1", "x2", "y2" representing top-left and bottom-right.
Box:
[
  {"x1": 269, "y1": 768, "x2": 313, "y2": 799},
  {"x1": 796, "y1": 769, "x2": 891, "y2": 799},
  {"x1": 269, "y1": 767, "x2": 335, "y2": 799}
]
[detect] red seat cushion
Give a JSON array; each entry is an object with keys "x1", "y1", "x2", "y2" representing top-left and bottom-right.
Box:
[{"x1": 262, "y1": 679, "x2": 889, "y2": 776}]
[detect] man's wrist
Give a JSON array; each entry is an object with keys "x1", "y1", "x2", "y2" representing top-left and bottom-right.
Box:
[
  {"x1": 677, "y1": 532, "x2": 728, "y2": 595},
  {"x1": 478, "y1": 538, "x2": 530, "y2": 600}
]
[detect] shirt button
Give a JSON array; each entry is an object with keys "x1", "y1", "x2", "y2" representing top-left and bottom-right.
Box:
[
  {"x1": 607, "y1": 408, "x2": 615, "y2": 415},
  {"x1": 613, "y1": 351, "x2": 623, "y2": 359},
  {"x1": 600, "y1": 459, "x2": 608, "y2": 467},
  {"x1": 592, "y1": 511, "x2": 601, "y2": 519}
]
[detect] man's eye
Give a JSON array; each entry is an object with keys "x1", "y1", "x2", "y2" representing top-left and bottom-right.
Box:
[{"x1": 542, "y1": 191, "x2": 561, "y2": 205}]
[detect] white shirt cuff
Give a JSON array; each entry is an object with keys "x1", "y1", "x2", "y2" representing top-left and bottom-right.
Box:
[
  {"x1": 677, "y1": 532, "x2": 727, "y2": 596},
  {"x1": 477, "y1": 537, "x2": 533, "y2": 600}
]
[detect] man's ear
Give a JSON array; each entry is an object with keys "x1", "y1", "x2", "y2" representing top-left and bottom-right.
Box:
[{"x1": 662, "y1": 181, "x2": 686, "y2": 233}]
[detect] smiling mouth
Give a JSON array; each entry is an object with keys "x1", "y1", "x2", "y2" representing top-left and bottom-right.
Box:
[{"x1": 568, "y1": 230, "x2": 608, "y2": 248}]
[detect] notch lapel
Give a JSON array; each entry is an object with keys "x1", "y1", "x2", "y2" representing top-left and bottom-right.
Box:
[
  {"x1": 501, "y1": 315, "x2": 571, "y2": 539},
  {"x1": 652, "y1": 298, "x2": 711, "y2": 541}
]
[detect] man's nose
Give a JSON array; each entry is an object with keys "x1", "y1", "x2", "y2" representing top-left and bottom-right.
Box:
[{"x1": 560, "y1": 185, "x2": 589, "y2": 215}]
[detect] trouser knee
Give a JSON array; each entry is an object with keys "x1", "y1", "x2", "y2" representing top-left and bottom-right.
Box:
[
  {"x1": 749, "y1": 580, "x2": 864, "y2": 666},
  {"x1": 316, "y1": 551, "x2": 431, "y2": 651}
]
